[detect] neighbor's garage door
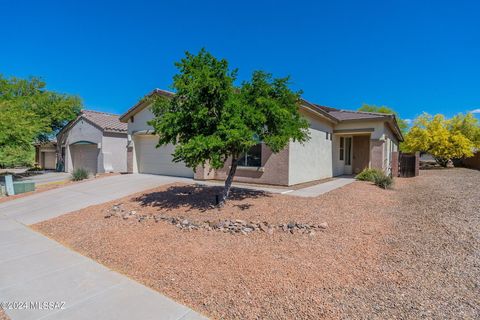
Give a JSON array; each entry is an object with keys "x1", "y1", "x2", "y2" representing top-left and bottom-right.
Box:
[
  {"x1": 70, "y1": 144, "x2": 98, "y2": 174},
  {"x1": 42, "y1": 152, "x2": 56, "y2": 170},
  {"x1": 135, "y1": 135, "x2": 193, "y2": 178}
]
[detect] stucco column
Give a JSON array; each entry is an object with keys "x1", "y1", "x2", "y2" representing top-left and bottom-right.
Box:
[
  {"x1": 194, "y1": 162, "x2": 215, "y2": 180},
  {"x1": 370, "y1": 139, "x2": 385, "y2": 170}
]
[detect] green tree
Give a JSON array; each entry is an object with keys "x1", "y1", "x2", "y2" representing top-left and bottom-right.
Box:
[
  {"x1": 448, "y1": 112, "x2": 480, "y2": 148},
  {"x1": 403, "y1": 113, "x2": 474, "y2": 167},
  {"x1": 149, "y1": 49, "x2": 309, "y2": 204},
  {"x1": 359, "y1": 104, "x2": 409, "y2": 134},
  {"x1": 0, "y1": 75, "x2": 81, "y2": 167}
]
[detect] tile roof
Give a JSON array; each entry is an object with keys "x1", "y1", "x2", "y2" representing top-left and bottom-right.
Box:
[
  {"x1": 81, "y1": 110, "x2": 127, "y2": 133},
  {"x1": 313, "y1": 104, "x2": 390, "y2": 121}
]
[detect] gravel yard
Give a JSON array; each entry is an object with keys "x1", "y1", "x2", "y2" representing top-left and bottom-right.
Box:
[
  {"x1": 0, "y1": 309, "x2": 10, "y2": 320},
  {"x1": 33, "y1": 168, "x2": 480, "y2": 319}
]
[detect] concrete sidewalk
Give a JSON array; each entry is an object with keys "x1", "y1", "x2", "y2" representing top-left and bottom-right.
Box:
[
  {"x1": 287, "y1": 177, "x2": 356, "y2": 197},
  {"x1": 0, "y1": 218, "x2": 207, "y2": 320}
]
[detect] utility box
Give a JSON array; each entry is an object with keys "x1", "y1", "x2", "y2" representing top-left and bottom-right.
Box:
[{"x1": 13, "y1": 181, "x2": 36, "y2": 194}]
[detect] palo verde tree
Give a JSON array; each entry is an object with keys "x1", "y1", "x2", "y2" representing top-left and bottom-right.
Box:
[
  {"x1": 0, "y1": 75, "x2": 81, "y2": 167},
  {"x1": 403, "y1": 113, "x2": 474, "y2": 167},
  {"x1": 149, "y1": 49, "x2": 310, "y2": 205}
]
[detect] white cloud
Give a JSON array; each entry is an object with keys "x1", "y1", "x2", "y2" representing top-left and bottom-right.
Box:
[
  {"x1": 404, "y1": 118, "x2": 413, "y2": 125},
  {"x1": 471, "y1": 109, "x2": 480, "y2": 114}
]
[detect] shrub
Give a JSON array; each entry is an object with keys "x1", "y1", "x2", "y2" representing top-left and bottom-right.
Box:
[
  {"x1": 373, "y1": 172, "x2": 393, "y2": 189},
  {"x1": 71, "y1": 168, "x2": 89, "y2": 181},
  {"x1": 355, "y1": 168, "x2": 383, "y2": 182}
]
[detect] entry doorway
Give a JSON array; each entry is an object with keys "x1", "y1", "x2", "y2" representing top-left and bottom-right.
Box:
[{"x1": 339, "y1": 136, "x2": 353, "y2": 175}]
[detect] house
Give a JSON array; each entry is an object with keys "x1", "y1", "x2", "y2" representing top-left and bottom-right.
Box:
[
  {"x1": 56, "y1": 110, "x2": 128, "y2": 174},
  {"x1": 119, "y1": 89, "x2": 403, "y2": 186},
  {"x1": 34, "y1": 140, "x2": 57, "y2": 170}
]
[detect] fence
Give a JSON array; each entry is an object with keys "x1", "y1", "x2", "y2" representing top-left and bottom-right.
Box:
[
  {"x1": 462, "y1": 152, "x2": 480, "y2": 170},
  {"x1": 392, "y1": 151, "x2": 419, "y2": 177}
]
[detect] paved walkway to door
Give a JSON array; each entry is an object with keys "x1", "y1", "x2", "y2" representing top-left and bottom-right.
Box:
[
  {"x1": 286, "y1": 177, "x2": 356, "y2": 197},
  {"x1": 0, "y1": 174, "x2": 207, "y2": 320}
]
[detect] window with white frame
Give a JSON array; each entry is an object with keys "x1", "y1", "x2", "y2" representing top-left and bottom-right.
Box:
[{"x1": 238, "y1": 144, "x2": 262, "y2": 167}]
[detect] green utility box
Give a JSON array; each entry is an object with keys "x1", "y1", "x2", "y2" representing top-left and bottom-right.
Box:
[{"x1": 13, "y1": 181, "x2": 36, "y2": 194}]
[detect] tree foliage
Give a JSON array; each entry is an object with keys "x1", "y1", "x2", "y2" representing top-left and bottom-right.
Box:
[
  {"x1": 359, "y1": 104, "x2": 409, "y2": 134},
  {"x1": 149, "y1": 49, "x2": 310, "y2": 204},
  {"x1": 448, "y1": 113, "x2": 480, "y2": 148},
  {"x1": 0, "y1": 75, "x2": 82, "y2": 167},
  {"x1": 402, "y1": 113, "x2": 475, "y2": 167}
]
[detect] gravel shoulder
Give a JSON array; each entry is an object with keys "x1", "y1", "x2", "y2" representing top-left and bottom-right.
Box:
[{"x1": 32, "y1": 168, "x2": 480, "y2": 319}]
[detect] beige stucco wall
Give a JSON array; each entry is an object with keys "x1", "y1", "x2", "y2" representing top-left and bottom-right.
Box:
[
  {"x1": 63, "y1": 119, "x2": 127, "y2": 173},
  {"x1": 214, "y1": 145, "x2": 290, "y2": 186},
  {"x1": 288, "y1": 110, "x2": 333, "y2": 185},
  {"x1": 127, "y1": 104, "x2": 155, "y2": 134},
  {"x1": 102, "y1": 133, "x2": 128, "y2": 173},
  {"x1": 383, "y1": 124, "x2": 399, "y2": 174},
  {"x1": 64, "y1": 120, "x2": 103, "y2": 173},
  {"x1": 334, "y1": 120, "x2": 385, "y2": 139},
  {"x1": 126, "y1": 104, "x2": 154, "y2": 173}
]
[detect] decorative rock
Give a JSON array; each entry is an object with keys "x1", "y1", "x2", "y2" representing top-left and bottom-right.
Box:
[
  {"x1": 318, "y1": 222, "x2": 328, "y2": 229},
  {"x1": 106, "y1": 204, "x2": 327, "y2": 236}
]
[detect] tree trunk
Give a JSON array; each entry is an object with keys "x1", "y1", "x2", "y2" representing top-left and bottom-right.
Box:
[{"x1": 219, "y1": 157, "x2": 238, "y2": 206}]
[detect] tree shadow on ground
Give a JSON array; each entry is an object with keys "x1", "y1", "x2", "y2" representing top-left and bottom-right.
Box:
[{"x1": 134, "y1": 184, "x2": 271, "y2": 212}]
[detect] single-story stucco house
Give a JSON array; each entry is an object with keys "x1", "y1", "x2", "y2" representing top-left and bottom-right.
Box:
[
  {"x1": 56, "y1": 110, "x2": 128, "y2": 174},
  {"x1": 119, "y1": 89, "x2": 403, "y2": 186}
]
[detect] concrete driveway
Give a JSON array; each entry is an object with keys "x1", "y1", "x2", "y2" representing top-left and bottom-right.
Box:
[
  {"x1": 0, "y1": 174, "x2": 193, "y2": 225},
  {"x1": 0, "y1": 174, "x2": 207, "y2": 320}
]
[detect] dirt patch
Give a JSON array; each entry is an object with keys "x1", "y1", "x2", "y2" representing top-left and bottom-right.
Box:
[{"x1": 32, "y1": 168, "x2": 480, "y2": 319}]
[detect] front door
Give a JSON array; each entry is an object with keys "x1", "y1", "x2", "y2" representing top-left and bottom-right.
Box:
[{"x1": 344, "y1": 137, "x2": 353, "y2": 174}]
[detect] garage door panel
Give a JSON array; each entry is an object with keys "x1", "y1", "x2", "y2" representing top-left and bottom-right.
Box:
[
  {"x1": 71, "y1": 144, "x2": 98, "y2": 174},
  {"x1": 135, "y1": 136, "x2": 193, "y2": 178},
  {"x1": 43, "y1": 152, "x2": 56, "y2": 170}
]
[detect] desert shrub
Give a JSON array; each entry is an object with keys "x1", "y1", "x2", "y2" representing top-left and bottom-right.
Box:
[
  {"x1": 355, "y1": 168, "x2": 383, "y2": 182},
  {"x1": 71, "y1": 168, "x2": 89, "y2": 181},
  {"x1": 373, "y1": 172, "x2": 393, "y2": 189}
]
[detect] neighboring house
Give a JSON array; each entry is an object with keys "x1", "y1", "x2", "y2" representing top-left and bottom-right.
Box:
[
  {"x1": 56, "y1": 110, "x2": 128, "y2": 174},
  {"x1": 34, "y1": 140, "x2": 57, "y2": 170},
  {"x1": 119, "y1": 89, "x2": 403, "y2": 186}
]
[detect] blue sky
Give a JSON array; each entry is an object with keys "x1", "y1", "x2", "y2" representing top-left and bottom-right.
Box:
[{"x1": 1, "y1": 0, "x2": 479, "y2": 122}]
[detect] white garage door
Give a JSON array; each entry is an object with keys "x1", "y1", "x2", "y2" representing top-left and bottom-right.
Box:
[
  {"x1": 135, "y1": 135, "x2": 193, "y2": 178},
  {"x1": 70, "y1": 144, "x2": 98, "y2": 174},
  {"x1": 42, "y1": 151, "x2": 56, "y2": 170}
]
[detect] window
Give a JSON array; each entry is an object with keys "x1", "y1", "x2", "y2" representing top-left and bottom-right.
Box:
[
  {"x1": 238, "y1": 144, "x2": 262, "y2": 167},
  {"x1": 339, "y1": 137, "x2": 344, "y2": 161},
  {"x1": 345, "y1": 137, "x2": 352, "y2": 165},
  {"x1": 130, "y1": 116, "x2": 134, "y2": 123},
  {"x1": 326, "y1": 132, "x2": 329, "y2": 140}
]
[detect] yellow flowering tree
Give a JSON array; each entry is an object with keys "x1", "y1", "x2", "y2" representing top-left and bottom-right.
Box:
[{"x1": 403, "y1": 113, "x2": 474, "y2": 167}]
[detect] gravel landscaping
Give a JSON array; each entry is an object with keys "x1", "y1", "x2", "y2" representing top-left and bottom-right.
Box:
[
  {"x1": 33, "y1": 168, "x2": 480, "y2": 319},
  {"x1": 0, "y1": 309, "x2": 10, "y2": 320}
]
